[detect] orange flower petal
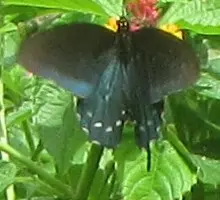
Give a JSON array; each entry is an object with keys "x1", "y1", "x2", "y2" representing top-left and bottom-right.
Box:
[
  {"x1": 160, "y1": 24, "x2": 183, "y2": 40},
  {"x1": 105, "y1": 17, "x2": 118, "y2": 32}
]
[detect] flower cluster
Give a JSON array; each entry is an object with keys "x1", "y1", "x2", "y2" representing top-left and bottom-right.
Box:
[
  {"x1": 127, "y1": 0, "x2": 159, "y2": 31},
  {"x1": 106, "y1": 0, "x2": 183, "y2": 39}
]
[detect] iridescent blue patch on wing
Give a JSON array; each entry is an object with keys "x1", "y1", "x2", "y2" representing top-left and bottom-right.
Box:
[{"x1": 40, "y1": 66, "x2": 94, "y2": 97}]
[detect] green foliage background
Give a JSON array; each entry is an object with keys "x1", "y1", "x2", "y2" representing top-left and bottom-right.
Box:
[{"x1": 1, "y1": 0, "x2": 220, "y2": 199}]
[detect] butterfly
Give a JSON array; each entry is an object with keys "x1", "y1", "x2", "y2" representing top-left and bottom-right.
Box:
[{"x1": 18, "y1": 16, "x2": 199, "y2": 170}]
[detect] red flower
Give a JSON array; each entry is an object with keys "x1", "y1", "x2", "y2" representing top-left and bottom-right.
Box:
[{"x1": 127, "y1": 0, "x2": 159, "y2": 31}]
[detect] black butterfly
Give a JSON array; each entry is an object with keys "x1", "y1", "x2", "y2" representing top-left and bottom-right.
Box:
[{"x1": 18, "y1": 16, "x2": 199, "y2": 170}]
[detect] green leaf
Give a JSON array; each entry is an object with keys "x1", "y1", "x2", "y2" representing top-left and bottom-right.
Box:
[
  {"x1": 6, "y1": 106, "x2": 32, "y2": 127},
  {"x1": 3, "y1": 66, "x2": 35, "y2": 108},
  {"x1": 159, "y1": 0, "x2": 220, "y2": 31},
  {"x1": 3, "y1": 31, "x2": 19, "y2": 67},
  {"x1": 71, "y1": 143, "x2": 89, "y2": 164},
  {"x1": 3, "y1": 0, "x2": 108, "y2": 16},
  {"x1": 8, "y1": 125, "x2": 31, "y2": 156},
  {"x1": 193, "y1": 155, "x2": 220, "y2": 185},
  {"x1": 159, "y1": 1, "x2": 191, "y2": 25},
  {"x1": 177, "y1": 20, "x2": 220, "y2": 35},
  {"x1": 167, "y1": 91, "x2": 220, "y2": 160},
  {"x1": 115, "y1": 124, "x2": 196, "y2": 200},
  {"x1": 116, "y1": 141, "x2": 196, "y2": 200},
  {"x1": 0, "y1": 161, "x2": 17, "y2": 192},
  {"x1": 0, "y1": 23, "x2": 17, "y2": 33},
  {"x1": 49, "y1": 12, "x2": 106, "y2": 28},
  {"x1": 88, "y1": 169, "x2": 106, "y2": 200},
  {"x1": 182, "y1": 9, "x2": 220, "y2": 27},
  {"x1": 192, "y1": 138, "x2": 220, "y2": 160},
  {"x1": 15, "y1": 176, "x2": 63, "y2": 197},
  {"x1": 94, "y1": 0, "x2": 123, "y2": 17},
  {"x1": 196, "y1": 73, "x2": 220, "y2": 100},
  {"x1": 3, "y1": 68, "x2": 24, "y2": 98},
  {"x1": 33, "y1": 80, "x2": 87, "y2": 175},
  {"x1": 168, "y1": 91, "x2": 220, "y2": 144},
  {"x1": 89, "y1": 159, "x2": 115, "y2": 200},
  {"x1": 66, "y1": 164, "x2": 83, "y2": 190},
  {"x1": 164, "y1": 125, "x2": 197, "y2": 173}
]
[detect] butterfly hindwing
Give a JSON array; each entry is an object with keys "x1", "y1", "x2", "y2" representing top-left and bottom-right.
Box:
[{"x1": 76, "y1": 54, "x2": 127, "y2": 148}]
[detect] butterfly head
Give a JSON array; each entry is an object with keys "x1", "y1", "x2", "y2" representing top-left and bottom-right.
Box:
[{"x1": 116, "y1": 16, "x2": 130, "y2": 33}]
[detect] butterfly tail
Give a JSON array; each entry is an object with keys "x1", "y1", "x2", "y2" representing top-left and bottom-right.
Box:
[{"x1": 133, "y1": 101, "x2": 163, "y2": 171}]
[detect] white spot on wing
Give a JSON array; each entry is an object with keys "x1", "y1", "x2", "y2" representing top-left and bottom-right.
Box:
[
  {"x1": 105, "y1": 126, "x2": 113, "y2": 132},
  {"x1": 92, "y1": 140, "x2": 101, "y2": 145},
  {"x1": 139, "y1": 126, "x2": 145, "y2": 132},
  {"x1": 105, "y1": 95, "x2": 110, "y2": 101},
  {"x1": 147, "y1": 120, "x2": 153, "y2": 126},
  {"x1": 86, "y1": 111, "x2": 92, "y2": 118},
  {"x1": 82, "y1": 127, "x2": 89, "y2": 134},
  {"x1": 152, "y1": 109, "x2": 157, "y2": 115},
  {"x1": 156, "y1": 126, "x2": 160, "y2": 132},
  {"x1": 76, "y1": 113, "x2": 81, "y2": 120},
  {"x1": 121, "y1": 110, "x2": 126, "y2": 115},
  {"x1": 116, "y1": 120, "x2": 122, "y2": 127},
  {"x1": 94, "y1": 122, "x2": 103, "y2": 127}
]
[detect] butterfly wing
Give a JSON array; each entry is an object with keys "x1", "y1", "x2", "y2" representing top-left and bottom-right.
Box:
[
  {"x1": 18, "y1": 22, "x2": 128, "y2": 148},
  {"x1": 131, "y1": 27, "x2": 200, "y2": 104},
  {"x1": 133, "y1": 101, "x2": 163, "y2": 171},
  {"x1": 18, "y1": 23, "x2": 116, "y2": 97},
  {"x1": 76, "y1": 51, "x2": 127, "y2": 148},
  {"x1": 128, "y1": 28, "x2": 199, "y2": 169}
]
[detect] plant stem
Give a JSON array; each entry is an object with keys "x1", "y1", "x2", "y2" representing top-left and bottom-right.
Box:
[
  {"x1": 0, "y1": 142, "x2": 73, "y2": 198},
  {"x1": 75, "y1": 143, "x2": 104, "y2": 200},
  {"x1": 165, "y1": 125, "x2": 197, "y2": 173},
  {"x1": 98, "y1": 160, "x2": 115, "y2": 199},
  {"x1": 22, "y1": 120, "x2": 35, "y2": 154},
  {"x1": 15, "y1": 176, "x2": 63, "y2": 197},
  {"x1": 0, "y1": 14, "x2": 16, "y2": 200},
  {"x1": 31, "y1": 139, "x2": 44, "y2": 161},
  {"x1": 106, "y1": 171, "x2": 117, "y2": 199},
  {"x1": 191, "y1": 181, "x2": 205, "y2": 200}
]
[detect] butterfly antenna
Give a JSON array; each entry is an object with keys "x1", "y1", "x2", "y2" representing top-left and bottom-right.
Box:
[
  {"x1": 122, "y1": 7, "x2": 126, "y2": 17},
  {"x1": 122, "y1": 0, "x2": 127, "y2": 17}
]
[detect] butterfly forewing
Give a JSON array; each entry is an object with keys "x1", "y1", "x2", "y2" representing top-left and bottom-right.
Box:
[
  {"x1": 131, "y1": 27, "x2": 200, "y2": 104},
  {"x1": 18, "y1": 23, "x2": 116, "y2": 97}
]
